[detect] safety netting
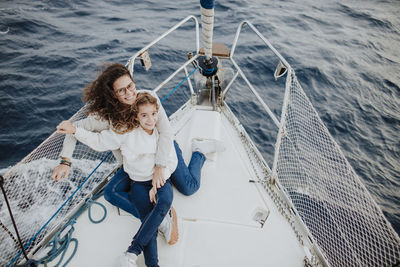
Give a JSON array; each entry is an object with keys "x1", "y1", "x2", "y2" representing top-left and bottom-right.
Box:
[
  {"x1": 273, "y1": 70, "x2": 400, "y2": 267},
  {"x1": 0, "y1": 106, "x2": 118, "y2": 266}
]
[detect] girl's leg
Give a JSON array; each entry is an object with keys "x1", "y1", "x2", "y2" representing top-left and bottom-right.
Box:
[
  {"x1": 142, "y1": 231, "x2": 159, "y2": 267},
  {"x1": 170, "y1": 140, "x2": 206, "y2": 196},
  {"x1": 106, "y1": 168, "x2": 176, "y2": 245},
  {"x1": 127, "y1": 180, "x2": 173, "y2": 267},
  {"x1": 104, "y1": 167, "x2": 139, "y2": 218}
]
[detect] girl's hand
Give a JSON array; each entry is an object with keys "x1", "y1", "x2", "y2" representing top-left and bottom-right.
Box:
[
  {"x1": 152, "y1": 165, "x2": 166, "y2": 188},
  {"x1": 56, "y1": 120, "x2": 76, "y2": 134},
  {"x1": 51, "y1": 163, "x2": 70, "y2": 181},
  {"x1": 149, "y1": 186, "x2": 157, "y2": 203}
]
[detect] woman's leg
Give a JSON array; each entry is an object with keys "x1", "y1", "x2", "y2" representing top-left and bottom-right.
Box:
[
  {"x1": 170, "y1": 141, "x2": 206, "y2": 196},
  {"x1": 103, "y1": 167, "x2": 139, "y2": 218},
  {"x1": 127, "y1": 180, "x2": 173, "y2": 267}
]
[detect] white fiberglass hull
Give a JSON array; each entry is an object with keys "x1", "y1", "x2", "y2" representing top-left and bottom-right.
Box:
[{"x1": 61, "y1": 103, "x2": 310, "y2": 267}]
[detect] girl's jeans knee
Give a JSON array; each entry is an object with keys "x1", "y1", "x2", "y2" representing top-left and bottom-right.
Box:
[{"x1": 104, "y1": 167, "x2": 139, "y2": 218}]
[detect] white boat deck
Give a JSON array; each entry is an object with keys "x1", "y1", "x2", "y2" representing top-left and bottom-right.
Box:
[{"x1": 64, "y1": 104, "x2": 308, "y2": 267}]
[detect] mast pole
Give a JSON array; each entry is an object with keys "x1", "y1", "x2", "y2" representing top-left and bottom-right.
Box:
[
  {"x1": 200, "y1": 0, "x2": 215, "y2": 61},
  {"x1": 199, "y1": 0, "x2": 218, "y2": 77}
]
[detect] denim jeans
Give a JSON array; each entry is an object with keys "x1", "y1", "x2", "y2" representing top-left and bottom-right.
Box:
[
  {"x1": 170, "y1": 140, "x2": 206, "y2": 195},
  {"x1": 103, "y1": 141, "x2": 206, "y2": 218},
  {"x1": 127, "y1": 180, "x2": 173, "y2": 267},
  {"x1": 103, "y1": 167, "x2": 140, "y2": 218}
]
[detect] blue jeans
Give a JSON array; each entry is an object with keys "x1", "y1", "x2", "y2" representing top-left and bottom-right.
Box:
[
  {"x1": 170, "y1": 140, "x2": 206, "y2": 195},
  {"x1": 104, "y1": 167, "x2": 140, "y2": 218},
  {"x1": 103, "y1": 141, "x2": 205, "y2": 218},
  {"x1": 127, "y1": 180, "x2": 173, "y2": 267}
]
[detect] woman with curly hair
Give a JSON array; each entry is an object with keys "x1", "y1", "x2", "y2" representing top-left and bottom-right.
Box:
[
  {"x1": 56, "y1": 92, "x2": 177, "y2": 267},
  {"x1": 52, "y1": 63, "x2": 224, "y2": 247}
]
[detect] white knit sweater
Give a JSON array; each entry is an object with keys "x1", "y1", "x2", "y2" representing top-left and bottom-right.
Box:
[{"x1": 75, "y1": 126, "x2": 177, "y2": 181}]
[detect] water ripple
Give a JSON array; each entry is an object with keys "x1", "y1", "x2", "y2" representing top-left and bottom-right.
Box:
[{"x1": 0, "y1": 0, "x2": 399, "y2": 236}]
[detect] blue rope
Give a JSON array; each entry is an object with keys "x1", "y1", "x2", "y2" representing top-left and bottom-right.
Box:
[
  {"x1": 87, "y1": 193, "x2": 107, "y2": 224},
  {"x1": 32, "y1": 191, "x2": 106, "y2": 266},
  {"x1": 160, "y1": 66, "x2": 199, "y2": 103},
  {"x1": 7, "y1": 151, "x2": 112, "y2": 267},
  {"x1": 34, "y1": 219, "x2": 78, "y2": 267}
]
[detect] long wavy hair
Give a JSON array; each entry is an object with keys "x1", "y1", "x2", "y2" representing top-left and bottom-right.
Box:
[
  {"x1": 83, "y1": 63, "x2": 136, "y2": 134},
  {"x1": 132, "y1": 92, "x2": 159, "y2": 128}
]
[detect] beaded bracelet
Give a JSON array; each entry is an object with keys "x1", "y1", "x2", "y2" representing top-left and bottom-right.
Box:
[{"x1": 60, "y1": 159, "x2": 72, "y2": 167}]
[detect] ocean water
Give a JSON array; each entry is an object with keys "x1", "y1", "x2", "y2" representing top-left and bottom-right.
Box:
[{"x1": 0, "y1": 0, "x2": 399, "y2": 240}]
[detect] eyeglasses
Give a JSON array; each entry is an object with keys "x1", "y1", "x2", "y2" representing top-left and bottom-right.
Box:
[{"x1": 115, "y1": 82, "x2": 136, "y2": 96}]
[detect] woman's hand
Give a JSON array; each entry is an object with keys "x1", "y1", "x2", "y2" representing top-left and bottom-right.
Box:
[
  {"x1": 56, "y1": 120, "x2": 76, "y2": 135},
  {"x1": 152, "y1": 165, "x2": 166, "y2": 189},
  {"x1": 149, "y1": 186, "x2": 157, "y2": 203},
  {"x1": 51, "y1": 163, "x2": 71, "y2": 181}
]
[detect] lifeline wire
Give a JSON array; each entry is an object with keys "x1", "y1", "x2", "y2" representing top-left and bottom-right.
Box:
[{"x1": 0, "y1": 175, "x2": 29, "y2": 261}]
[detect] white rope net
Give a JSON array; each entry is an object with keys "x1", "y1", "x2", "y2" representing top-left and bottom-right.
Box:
[
  {"x1": 274, "y1": 70, "x2": 400, "y2": 267},
  {"x1": 0, "y1": 106, "x2": 118, "y2": 266}
]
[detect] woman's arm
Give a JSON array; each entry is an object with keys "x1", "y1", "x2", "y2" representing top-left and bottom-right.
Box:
[
  {"x1": 74, "y1": 127, "x2": 122, "y2": 152},
  {"x1": 143, "y1": 90, "x2": 174, "y2": 166},
  {"x1": 51, "y1": 115, "x2": 110, "y2": 181},
  {"x1": 56, "y1": 120, "x2": 122, "y2": 152},
  {"x1": 155, "y1": 103, "x2": 174, "y2": 165},
  {"x1": 146, "y1": 90, "x2": 174, "y2": 188},
  {"x1": 59, "y1": 115, "x2": 110, "y2": 159}
]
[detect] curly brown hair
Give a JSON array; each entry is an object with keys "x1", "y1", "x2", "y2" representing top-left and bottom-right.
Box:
[
  {"x1": 83, "y1": 63, "x2": 136, "y2": 134},
  {"x1": 132, "y1": 92, "x2": 159, "y2": 128}
]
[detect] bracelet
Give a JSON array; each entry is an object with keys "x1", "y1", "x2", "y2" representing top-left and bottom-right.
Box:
[{"x1": 60, "y1": 159, "x2": 72, "y2": 167}]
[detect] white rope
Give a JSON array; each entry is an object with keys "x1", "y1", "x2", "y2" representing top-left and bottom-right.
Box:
[{"x1": 201, "y1": 6, "x2": 214, "y2": 59}]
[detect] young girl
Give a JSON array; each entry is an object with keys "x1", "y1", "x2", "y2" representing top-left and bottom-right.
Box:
[{"x1": 57, "y1": 92, "x2": 175, "y2": 267}]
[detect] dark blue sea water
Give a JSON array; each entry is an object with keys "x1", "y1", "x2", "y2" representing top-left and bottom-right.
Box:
[{"x1": 1, "y1": 0, "x2": 399, "y2": 237}]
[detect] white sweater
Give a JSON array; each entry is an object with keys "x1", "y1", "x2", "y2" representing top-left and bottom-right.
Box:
[
  {"x1": 75, "y1": 126, "x2": 178, "y2": 182},
  {"x1": 59, "y1": 90, "x2": 173, "y2": 167}
]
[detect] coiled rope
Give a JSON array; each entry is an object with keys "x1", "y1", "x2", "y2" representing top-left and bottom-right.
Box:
[{"x1": 33, "y1": 191, "x2": 106, "y2": 267}]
